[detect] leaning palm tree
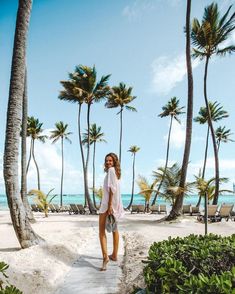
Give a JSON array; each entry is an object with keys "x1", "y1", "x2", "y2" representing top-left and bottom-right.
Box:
[
  {"x1": 59, "y1": 65, "x2": 110, "y2": 214},
  {"x1": 136, "y1": 176, "x2": 157, "y2": 212},
  {"x1": 151, "y1": 97, "x2": 185, "y2": 206},
  {"x1": 191, "y1": 2, "x2": 235, "y2": 205},
  {"x1": 105, "y1": 82, "x2": 137, "y2": 164},
  {"x1": 26, "y1": 116, "x2": 47, "y2": 190},
  {"x1": 3, "y1": 0, "x2": 43, "y2": 248},
  {"x1": 215, "y1": 126, "x2": 234, "y2": 151},
  {"x1": 126, "y1": 145, "x2": 140, "y2": 210},
  {"x1": 194, "y1": 102, "x2": 228, "y2": 207},
  {"x1": 82, "y1": 123, "x2": 106, "y2": 208},
  {"x1": 50, "y1": 122, "x2": 72, "y2": 207}
]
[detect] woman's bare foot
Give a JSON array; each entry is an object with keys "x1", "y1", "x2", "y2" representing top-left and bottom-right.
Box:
[
  {"x1": 108, "y1": 254, "x2": 118, "y2": 261},
  {"x1": 100, "y1": 258, "x2": 109, "y2": 271}
]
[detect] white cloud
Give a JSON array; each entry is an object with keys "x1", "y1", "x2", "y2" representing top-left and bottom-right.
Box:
[
  {"x1": 164, "y1": 120, "x2": 185, "y2": 149},
  {"x1": 151, "y1": 54, "x2": 200, "y2": 95}
]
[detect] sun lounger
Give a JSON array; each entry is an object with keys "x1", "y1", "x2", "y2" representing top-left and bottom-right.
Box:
[
  {"x1": 131, "y1": 205, "x2": 145, "y2": 213},
  {"x1": 159, "y1": 205, "x2": 167, "y2": 214},
  {"x1": 191, "y1": 206, "x2": 200, "y2": 215},
  {"x1": 138, "y1": 205, "x2": 145, "y2": 213},
  {"x1": 150, "y1": 205, "x2": 159, "y2": 214},
  {"x1": 49, "y1": 204, "x2": 56, "y2": 213},
  {"x1": 197, "y1": 205, "x2": 218, "y2": 222},
  {"x1": 76, "y1": 204, "x2": 86, "y2": 214},
  {"x1": 53, "y1": 204, "x2": 61, "y2": 212},
  {"x1": 182, "y1": 205, "x2": 191, "y2": 214},
  {"x1": 69, "y1": 204, "x2": 80, "y2": 214},
  {"x1": 36, "y1": 204, "x2": 43, "y2": 212},
  {"x1": 31, "y1": 204, "x2": 38, "y2": 212},
  {"x1": 217, "y1": 204, "x2": 234, "y2": 221}
]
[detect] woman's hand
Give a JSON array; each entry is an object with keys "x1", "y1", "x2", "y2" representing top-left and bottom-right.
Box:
[{"x1": 107, "y1": 206, "x2": 113, "y2": 215}]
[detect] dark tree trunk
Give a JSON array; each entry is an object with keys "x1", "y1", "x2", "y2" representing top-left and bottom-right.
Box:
[
  {"x1": 152, "y1": 115, "x2": 173, "y2": 206},
  {"x1": 60, "y1": 136, "x2": 64, "y2": 206},
  {"x1": 3, "y1": 0, "x2": 43, "y2": 248},
  {"x1": 92, "y1": 142, "x2": 97, "y2": 208},
  {"x1": 32, "y1": 139, "x2": 40, "y2": 190},
  {"x1": 119, "y1": 107, "x2": 123, "y2": 164},
  {"x1": 26, "y1": 137, "x2": 33, "y2": 173},
  {"x1": 21, "y1": 67, "x2": 35, "y2": 222},
  {"x1": 167, "y1": 0, "x2": 193, "y2": 220},
  {"x1": 126, "y1": 152, "x2": 136, "y2": 210}
]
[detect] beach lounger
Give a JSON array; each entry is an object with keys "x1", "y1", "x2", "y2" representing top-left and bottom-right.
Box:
[
  {"x1": 150, "y1": 205, "x2": 159, "y2": 214},
  {"x1": 36, "y1": 204, "x2": 43, "y2": 212},
  {"x1": 197, "y1": 205, "x2": 218, "y2": 222},
  {"x1": 131, "y1": 205, "x2": 139, "y2": 213},
  {"x1": 49, "y1": 204, "x2": 56, "y2": 213},
  {"x1": 159, "y1": 205, "x2": 167, "y2": 214},
  {"x1": 53, "y1": 204, "x2": 61, "y2": 212},
  {"x1": 191, "y1": 206, "x2": 200, "y2": 216},
  {"x1": 69, "y1": 204, "x2": 80, "y2": 214},
  {"x1": 138, "y1": 205, "x2": 145, "y2": 213},
  {"x1": 217, "y1": 204, "x2": 234, "y2": 221},
  {"x1": 182, "y1": 205, "x2": 191, "y2": 215},
  {"x1": 76, "y1": 204, "x2": 86, "y2": 214},
  {"x1": 31, "y1": 204, "x2": 38, "y2": 212}
]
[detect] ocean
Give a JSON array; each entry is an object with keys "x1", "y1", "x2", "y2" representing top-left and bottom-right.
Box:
[{"x1": 0, "y1": 194, "x2": 234, "y2": 210}]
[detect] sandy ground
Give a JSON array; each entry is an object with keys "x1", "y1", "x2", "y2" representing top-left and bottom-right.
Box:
[{"x1": 0, "y1": 210, "x2": 234, "y2": 294}]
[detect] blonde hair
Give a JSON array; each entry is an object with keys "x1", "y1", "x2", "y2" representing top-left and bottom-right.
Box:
[{"x1": 104, "y1": 153, "x2": 121, "y2": 179}]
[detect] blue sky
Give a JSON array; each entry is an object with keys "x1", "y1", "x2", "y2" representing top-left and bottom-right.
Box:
[{"x1": 0, "y1": 0, "x2": 235, "y2": 194}]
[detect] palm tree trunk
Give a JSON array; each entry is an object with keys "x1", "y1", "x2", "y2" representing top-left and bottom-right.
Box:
[
  {"x1": 77, "y1": 103, "x2": 87, "y2": 207},
  {"x1": 92, "y1": 142, "x2": 97, "y2": 208},
  {"x1": 32, "y1": 139, "x2": 40, "y2": 190},
  {"x1": 196, "y1": 125, "x2": 209, "y2": 207},
  {"x1": 126, "y1": 153, "x2": 136, "y2": 210},
  {"x1": 26, "y1": 137, "x2": 33, "y2": 173},
  {"x1": 21, "y1": 67, "x2": 35, "y2": 222},
  {"x1": 3, "y1": 0, "x2": 43, "y2": 248},
  {"x1": 85, "y1": 103, "x2": 96, "y2": 213},
  {"x1": 167, "y1": 0, "x2": 193, "y2": 220},
  {"x1": 203, "y1": 57, "x2": 219, "y2": 205},
  {"x1": 119, "y1": 107, "x2": 123, "y2": 164},
  {"x1": 151, "y1": 115, "x2": 173, "y2": 206},
  {"x1": 217, "y1": 140, "x2": 221, "y2": 152},
  {"x1": 60, "y1": 136, "x2": 64, "y2": 206}
]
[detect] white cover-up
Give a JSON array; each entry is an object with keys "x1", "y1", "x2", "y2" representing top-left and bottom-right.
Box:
[{"x1": 99, "y1": 167, "x2": 124, "y2": 220}]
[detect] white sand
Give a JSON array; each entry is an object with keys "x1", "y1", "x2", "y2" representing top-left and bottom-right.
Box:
[{"x1": 0, "y1": 211, "x2": 234, "y2": 294}]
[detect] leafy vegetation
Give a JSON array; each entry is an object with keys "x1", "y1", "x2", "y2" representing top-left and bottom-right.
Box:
[
  {"x1": 0, "y1": 262, "x2": 22, "y2": 294},
  {"x1": 141, "y1": 234, "x2": 235, "y2": 293}
]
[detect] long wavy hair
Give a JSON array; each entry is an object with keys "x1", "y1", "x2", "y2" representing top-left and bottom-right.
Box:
[{"x1": 104, "y1": 153, "x2": 121, "y2": 179}]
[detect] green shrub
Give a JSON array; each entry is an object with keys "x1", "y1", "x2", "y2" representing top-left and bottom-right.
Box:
[
  {"x1": 0, "y1": 262, "x2": 22, "y2": 294},
  {"x1": 143, "y1": 234, "x2": 235, "y2": 293}
]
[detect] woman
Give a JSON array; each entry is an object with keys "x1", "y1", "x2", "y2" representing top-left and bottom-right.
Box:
[{"x1": 99, "y1": 153, "x2": 124, "y2": 271}]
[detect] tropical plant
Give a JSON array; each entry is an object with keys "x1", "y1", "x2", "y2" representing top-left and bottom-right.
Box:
[
  {"x1": 59, "y1": 65, "x2": 110, "y2": 214},
  {"x1": 0, "y1": 261, "x2": 22, "y2": 293},
  {"x1": 191, "y1": 2, "x2": 235, "y2": 205},
  {"x1": 194, "y1": 102, "x2": 228, "y2": 207},
  {"x1": 126, "y1": 145, "x2": 140, "y2": 210},
  {"x1": 26, "y1": 116, "x2": 47, "y2": 190},
  {"x1": 105, "y1": 82, "x2": 137, "y2": 164},
  {"x1": 50, "y1": 121, "x2": 72, "y2": 206},
  {"x1": 136, "y1": 176, "x2": 157, "y2": 212},
  {"x1": 152, "y1": 97, "x2": 185, "y2": 206},
  {"x1": 215, "y1": 126, "x2": 234, "y2": 151},
  {"x1": 28, "y1": 189, "x2": 57, "y2": 217},
  {"x1": 92, "y1": 186, "x2": 103, "y2": 204},
  {"x1": 82, "y1": 123, "x2": 106, "y2": 208},
  {"x1": 3, "y1": 0, "x2": 42, "y2": 248}
]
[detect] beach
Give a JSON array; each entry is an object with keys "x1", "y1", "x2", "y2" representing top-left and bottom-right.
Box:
[{"x1": 0, "y1": 210, "x2": 234, "y2": 294}]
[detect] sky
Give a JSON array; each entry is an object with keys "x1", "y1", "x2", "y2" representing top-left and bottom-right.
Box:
[{"x1": 0, "y1": 0, "x2": 235, "y2": 194}]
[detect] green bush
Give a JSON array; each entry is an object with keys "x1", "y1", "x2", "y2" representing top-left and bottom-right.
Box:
[
  {"x1": 0, "y1": 262, "x2": 22, "y2": 294},
  {"x1": 143, "y1": 234, "x2": 235, "y2": 293}
]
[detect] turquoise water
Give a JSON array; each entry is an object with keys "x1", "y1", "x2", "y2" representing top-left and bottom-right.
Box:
[{"x1": 0, "y1": 194, "x2": 234, "y2": 210}]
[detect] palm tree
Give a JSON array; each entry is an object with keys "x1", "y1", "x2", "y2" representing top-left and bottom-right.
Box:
[
  {"x1": 3, "y1": 0, "x2": 42, "y2": 248},
  {"x1": 151, "y1": 97, "x2": 185, "y2": 206},
  {"x1": 126, "y1": 145, "x2": 140, "y2": 210},
  {"x1": 191, "y1": 2, "x2": 235, "y2": 205},
  {"x1": 50, "y1": 122, "x2": 72, "y2": 207},
  {"x1": 105, "y1": 82, "x2": 137, "y2": 164},
  {"x1": 194, "y1": 102, "x2": 228, "y2": 207},
  {"x1": 136, "y1": 176, "x2": 157, "y2": 212},
  {"x1": 82, "y1": 123, "x2": 106, "y2": 208},
  {"x1": 167, "y1": 0, "x2": 193, "y2": 220},
  {"x1": 215, "y1": 126, "x2": 234, "y2": 151},
  {"x1": 26, "y1": 116, "x2": 47, "y2": 190},
  {"x1": 59, "y1": 65, "x2": 110, "y2": 214}
]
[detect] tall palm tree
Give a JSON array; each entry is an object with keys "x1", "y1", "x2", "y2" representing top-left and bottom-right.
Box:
[
  {"x1": 3, "y1": 0, "x2": 42, "y2": 248},
  {"x1": 59, "y1": 65, "x2": 110, "y2": 214},
  {"x1": 126, "y1": 145, "x2": 140, "y2": 210},
  {"x1": 105, "y1": 82, "x2": 137, "y2": 164},
  {"x1": 136, "y1": 176, "x2": 157, "y2": 212},
  {"x1": 50, "y1": 121, "x2": 72, "y2": 207},
  {"x1": 167, "y1": 0, "x2": 193, "y2": 220},
  {"x1": 82, "y1": 123, "x2": 106, "y2": 208},
  {"x1": 215, "y1": 126, "x2": 234, "y2": 151},
  {"x1": 191, "y1": 2, "x2": 235, "y2": 205},
  {"x1": 26, "y1": 116, "x2": 47, "y2": 190},
  {"x1": 151, "y1": 97, "x2": 185, "y2": 206}
]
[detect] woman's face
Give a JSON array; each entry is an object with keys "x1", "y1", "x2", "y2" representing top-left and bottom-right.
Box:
[{"x1": 105, "y1": 156, "x2": 114, "y2": 168}]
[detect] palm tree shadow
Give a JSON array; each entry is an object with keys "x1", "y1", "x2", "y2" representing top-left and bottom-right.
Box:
[{"x1": 0, "y1": 247, "x2": 20, "y2": 252}]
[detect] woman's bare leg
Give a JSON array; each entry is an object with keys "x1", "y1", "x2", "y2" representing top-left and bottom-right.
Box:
[
  {"x1": 110, "y1": 230, "x2": 119, "y2": 261},
  {"x1": 99, "y1": 213, "x2": 109, "y2": 270}
]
